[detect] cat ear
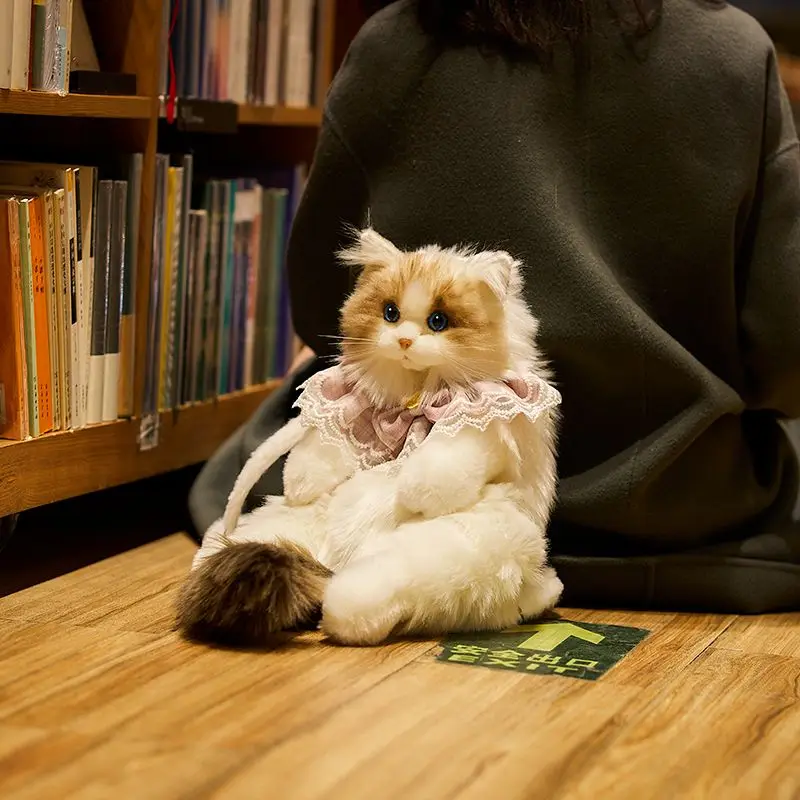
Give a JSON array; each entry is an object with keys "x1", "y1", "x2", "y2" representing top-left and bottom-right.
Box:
[
  {"x1": 468, "y1": 250, "x2": 516, "y2": 301},
  {"x1": 339, "y1": 227, "x2": 401, "y2": 273}
]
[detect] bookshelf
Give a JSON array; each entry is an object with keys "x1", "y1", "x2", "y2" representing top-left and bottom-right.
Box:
[{"x1": 0, "y1": 0, "x2": 363, "y2": 520}]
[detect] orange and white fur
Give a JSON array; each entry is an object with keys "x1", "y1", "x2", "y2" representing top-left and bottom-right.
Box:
[{"x1": 177, "y1": 228, "x2": 563, "y2": 646}]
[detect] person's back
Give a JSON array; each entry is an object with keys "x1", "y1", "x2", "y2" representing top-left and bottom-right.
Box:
[{"x1": 277, "y1": 0, "x2": 800, "y2": 611}]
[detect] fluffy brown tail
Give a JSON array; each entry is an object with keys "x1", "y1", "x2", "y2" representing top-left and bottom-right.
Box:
[{"x1": 175, "y1": 541, "x2": 332, "y2": 646}]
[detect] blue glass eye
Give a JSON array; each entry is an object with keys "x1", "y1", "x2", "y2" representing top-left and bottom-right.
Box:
[
  {"x1": 383, "y1": 302, "x2": 400, "y2": 323},
  {"x1": 427, "y1": 311, "x2": 449, "y2": 332}
]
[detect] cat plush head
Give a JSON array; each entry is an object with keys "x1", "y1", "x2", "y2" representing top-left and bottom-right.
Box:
[{"x1": 337, "y1": 228, "x2": 542, "y2": 404}]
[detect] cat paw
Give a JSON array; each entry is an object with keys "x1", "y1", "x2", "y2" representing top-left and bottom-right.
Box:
[
  {"x1": 518, "y1": 566, "x2": 564, "y2": 620},
  {"x1": 397, "y1": 455, "x2": 480, "y2": 518},
  {"x1": 321, "y1": 559, "x2": 405, "y2": 646}
]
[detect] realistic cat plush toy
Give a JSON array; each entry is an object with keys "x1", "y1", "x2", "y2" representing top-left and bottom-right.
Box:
[{"x1": 176, "y1": 228, "x2": 563, "y2": 646}]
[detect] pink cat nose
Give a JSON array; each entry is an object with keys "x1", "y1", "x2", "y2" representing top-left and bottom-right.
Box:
[{"x1": 398, "y1": 338, "x2": 413, "y2": 350}]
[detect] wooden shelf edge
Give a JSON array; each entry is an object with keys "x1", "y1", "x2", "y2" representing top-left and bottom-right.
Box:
[
  {"x1": 0, "y1": 90, "x2": 152, "y2": 119},
  {"x1": 237, "y1": 104, "x2": 322, "y2": 127},
  {"x1": 0, "y1": 382, "x2": 280, "y2": 517}
]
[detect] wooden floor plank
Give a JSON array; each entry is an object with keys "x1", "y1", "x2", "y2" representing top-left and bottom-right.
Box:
[
  {"x1": 0, "y1": 535, "x2": 193, "y2": 633},
  {"x1": 553, "y1": 647, "x2": 800, "y2": 800},
  {"x1": 715, "y1": 613, "x2": 800, "y2": 658}
]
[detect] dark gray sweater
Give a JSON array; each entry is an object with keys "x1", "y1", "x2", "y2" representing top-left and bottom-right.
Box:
[{"x1": 191, "y1": 0, "x2": 800, "y2": 611}]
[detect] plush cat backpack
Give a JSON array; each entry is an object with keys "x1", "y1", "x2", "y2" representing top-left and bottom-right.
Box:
[{"x1": 176, "y1": 229, "x2": 563, "y2": 647}]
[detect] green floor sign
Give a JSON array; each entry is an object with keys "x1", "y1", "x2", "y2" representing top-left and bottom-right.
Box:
[{"x1": 438, "y1": 619, "x2": 650, "y2": 681}]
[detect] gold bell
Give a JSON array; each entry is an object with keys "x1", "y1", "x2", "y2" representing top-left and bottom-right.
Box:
[{"x1": 405, "y1": 392, "x2": 421, "y2": 410}]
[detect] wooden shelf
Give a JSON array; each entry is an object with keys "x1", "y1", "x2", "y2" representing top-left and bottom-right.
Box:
[
  {"x1": 0, "y1": 91, "x2": 152, "y2": 119},
  {"x1": 0, "y1": 382, "x2": 279, "y2": 517},
  {"x1": 237, "y1": 104, "x2": 322, "y2": 127}
]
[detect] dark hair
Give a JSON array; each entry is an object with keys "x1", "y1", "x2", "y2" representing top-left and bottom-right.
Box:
[{"x1": 363, "y1": 0, "x2": 666, "y2": 61}]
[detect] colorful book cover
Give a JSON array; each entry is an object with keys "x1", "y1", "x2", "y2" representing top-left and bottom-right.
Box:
[
  {"x1": 29, "y1": 196, "x2": 53, "y2": 433},
  {"x1": 0, "y1": 198, "x2": 29, "y2": 440},
  {"x1": 42, "y1": 191, "x2": 61, "y2": 430},
  {"x1": 17, "y1": 200, "x2": 40, "y2": 436},
  {"x1": 53, "y1": 188, "x2": 71, "y2": 430}
]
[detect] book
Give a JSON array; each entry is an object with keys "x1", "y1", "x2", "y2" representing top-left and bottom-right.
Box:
[
  {"x1": 31, "y1": 0, "x2": 48, "y2": 90},
  {"x1": 142, "y1": 154, "x2": 168, "y2": 421},
  {"x1": 17, "y1": 200, "x2": 40, "y2": 436},
  {"x1": 10, "y1": 0, "x2": 32, "y2": 90},
  {"x1": 172, "y1": 154, "x2": 193, "y2": 408},
  {"x1": 0, "y1": 0, "x2": 13, "y2": 89},
  {"x1": 102, "y1": 180, "x2": 127, "y2": 422},
  {"x1": 78, "y1": 166, "x2": 96, "y2": 427},
  {"x1": 53, "y1": 187, "x2": 71, "y2": 430},
  {"x1": 42, "y1": 190, "x2": 61, "y2": 430},
  {"x1": 118, "y1": 153, "x2": 143, "y2": 418},
  {"x1": 28, "y1": 196, "x2": 54, "y2": 434},
  {"x1": 264, "y1": 0, "x2": 284, "y2": 106},
  {"x1": 281, "y1": 0, "x2": 314, "y2": 108},
  {"x1": 65, "y1": 168, "x2": 82, "y2": 428},
  {"x1": 0, "y1": 198, "x2": 29, "y2": 440},
  {"x1": 87, "y1": 179, "x2": 112, "y2": 424},
  {"x1": 187, "y1": 209, "x2": 208, "y2": 402}
]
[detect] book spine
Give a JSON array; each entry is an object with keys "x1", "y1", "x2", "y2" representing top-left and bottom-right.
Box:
[
  {"x1": 64, "y1": 170, "x2": 80, "y2": 427},
  {"x1": 216, "y1": 180, "x2": 234, "y2": 395},
  {"x1": 42, "y1": 191, "x2": 61, "y2": 430},
  {"x1": 190, "y1": 0, "x2": 203, "y2": 98},
  {"x1": 166, "y1": 165, "x2": 183, "y2": 408},
  {"x1": 53, "y1": 188, "x2": 71, "y2": 430},
  {"x1": 80, "y1": 167, "x2": 97, "y2": 427},
  {"x1": 58, "y1": 0, "x2": 73, "y2": 93},
  {"x1": 229, "y1": 196, "x2": 244, "y2": 392},
  {"x1": 71, "y1": 168, "x2": 88, "y2": 428},
  {"x1": 264, "y1": 0, "x2": 283, "y2": 106},
  {"x1": 158, "y1": 0, "x2": 171, "y2": 97},
  {"x1": 143, "y1": 155, "x2": 168, "y2": 418},
  {"x1": 158, "y1": 166, "x2": 176, "y2": 410},
  {"x1": 0, "y1": 198, "x2": 28, "y2": 440},
  {"x1": 118, "y1": 153, "x2": 142, "y2": 418},
  {"x1": 269, "y1": 188, "x2": 287, "y2": 378},
  {"x1": 29, "y1": 197, "x2": 53, "y2": 433},
  {"x1": 244, "y1": 183, "x2": 261, "y2": 387},
  {"x1": 203, "y1": 181, "x2": 220, "y2": 398},
  {"x1": 18, "y1": 201, "x2": 39, "y2": 436},
  {"x1": 252, "y1": 186, "x2": 269, "y2": 384},
  {"x1": 182, "y1": 211, "x2": 197, "y2": 403},
  {"x1": 173, "y1": 154, "x2": 193, "y2": 408},
  {"x1": 30, "y1": 0, "x2": 46, "y2": 90},
  {"x1": 10, "y1": 0, "x2": 32, "y2": 90},
  {"x1": 102, "y1": 180, "x2": 126, "y2": 422},
  {"x1": 0, "y1": 0, "x2": 12, "y2": 89},
  {"x1": 87, "y1": 180, "x2": 112, "y2": 424}
]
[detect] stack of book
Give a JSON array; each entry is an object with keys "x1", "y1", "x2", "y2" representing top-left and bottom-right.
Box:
[
  {"x1": 142, "y1": 155, "x2": 305, "y2": 420},
  {"x1": 0, "y1": 0, "x2": 75, "y2": 93},
  {"x1": 164, "y1": 0, "x2": 323, "y2": 107},
  {"x1": 0, "y1": 157, "x2": 143, "y2": 440}
]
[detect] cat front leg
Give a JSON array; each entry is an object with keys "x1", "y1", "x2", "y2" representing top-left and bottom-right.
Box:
[
  {"x1": 283, "y1": 428, "x2": 357, "y2": 507},
  {"x1": 396, "y1": 425, "x2": 505, "y2": 518}
]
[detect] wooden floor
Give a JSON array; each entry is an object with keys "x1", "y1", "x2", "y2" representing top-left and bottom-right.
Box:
[{"x1": 1, "y1": 534, "x2": 799, "y2": 800}]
